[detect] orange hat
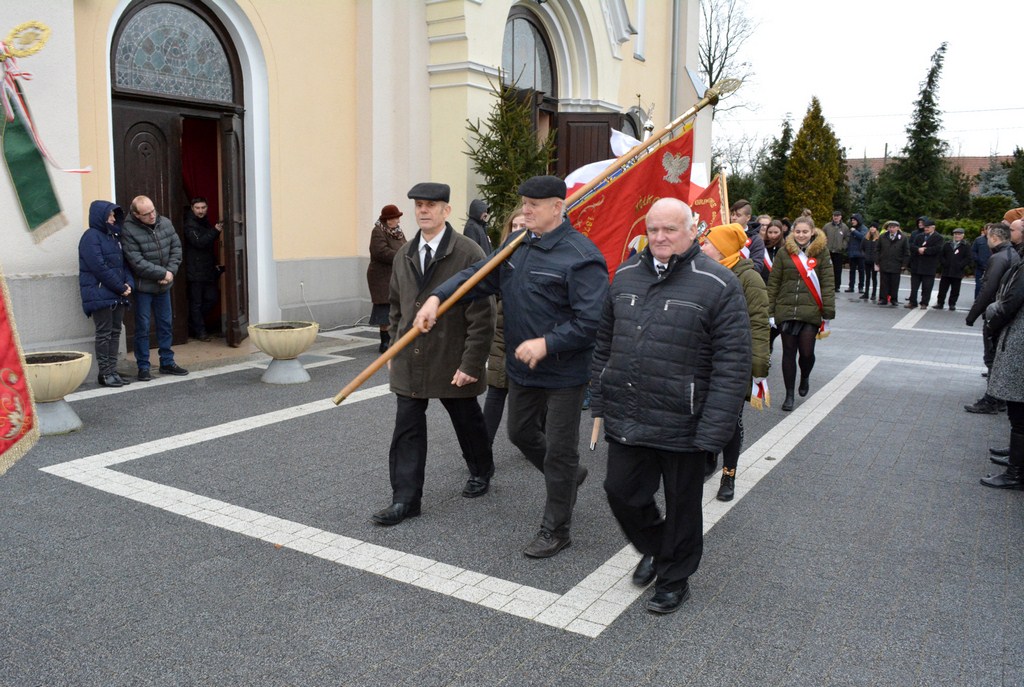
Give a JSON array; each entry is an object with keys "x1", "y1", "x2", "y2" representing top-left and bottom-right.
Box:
[
  {"x1": 1004, "y1": 207, "x2": 1024, "y2": 224},
  {"x1": 705, "y1": 223, "x2": 749, "y2": 269}
]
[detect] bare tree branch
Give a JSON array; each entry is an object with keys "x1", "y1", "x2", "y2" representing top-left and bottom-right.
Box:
[{"x1": 698, "y1": 0, "x2": 756, "y2": 115}]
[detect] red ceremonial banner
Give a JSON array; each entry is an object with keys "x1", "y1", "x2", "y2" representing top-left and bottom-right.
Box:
[
  {"x1": 691, "y1": 173, "x2": 727, "y2": 242},
  {"x1": 0, "y1": 264, "x2": 38, "y2": 475},
  {"x1": 568, "y1": 127, "x2": 694, "y2": 274}
]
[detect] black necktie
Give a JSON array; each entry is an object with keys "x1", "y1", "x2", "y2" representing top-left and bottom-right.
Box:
[
  {"x1": 656, "y1": 264, "x2": 667, "y2": 276},
  {"x1": 423, "y1": 244, "x2": 432, "y2": 273}
]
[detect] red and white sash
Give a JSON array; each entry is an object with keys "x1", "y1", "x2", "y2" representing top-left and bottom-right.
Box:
[
  {"x1": 791, "y1": 250, "x2": 830, "y2": 339},
  {"x1": 763, "y1": 252, "x2": 773, "y2": 272},
  {"x1": 739, "y1": 236, "x2": 752, "y2": 259}
]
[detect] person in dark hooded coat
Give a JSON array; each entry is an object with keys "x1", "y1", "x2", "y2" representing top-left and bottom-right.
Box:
[
  {"x1": 463, "y1": 199, "x2": 492, "y2": 254},
  {"x1": 78, "y1": 200, "x2": 135, "y2": 387},
  {"x1": 846, "y1": 213, "x2": 867, "y2": 293}
]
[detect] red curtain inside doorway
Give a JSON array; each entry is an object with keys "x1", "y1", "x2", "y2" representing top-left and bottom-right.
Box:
[{"x1": 181, "y1": 117, "x2": 220, "y2": 222}]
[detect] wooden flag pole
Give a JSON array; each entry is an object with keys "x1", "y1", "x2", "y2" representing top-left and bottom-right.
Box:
[{"x1": 332, "y1": 78, "x2": 741, "y2": 406}]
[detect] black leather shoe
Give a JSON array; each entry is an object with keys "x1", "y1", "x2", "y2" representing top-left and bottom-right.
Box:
[
  {"x1": 632, "y1": 555, "x2": 656, "y2": 587},
  {"x1": 980, "y1": 467, "x2": 1024, "y2": 490},
  {"x1": 990, "y1": 446, "x2": 1010, "y2": 457},
  {"x1": 781, "y1": 392, "x2": 795, "y2": 412},
  {"x1": 717, "y1": 469, "x2": 735, "y2": 501},
  {"x1": 114, "y1": 373, "x2": 131, "y2": 385},
  {"x1": 932, "y1": 304, "x2": 943, "y2": 309},
  {"x1": 964, "y1": 400, "x2": 1000, "y2": 414},
  {"x1": 523, "y1": 530, "x2": 571, "y2": 558},
  {"x1": 646, "y1": 582, "x2": 691, "y2": 614},
  {"x1": 990, "y1": 454, "x2": 1010, "y2": 467},
  {"x1": 948, "y1": 306, "x2": 956, "y2": 311},
  {"x1": 798, "y1": 377, "x2": 809, "y2": 397},
  {"x1": 371, "y1": 502, "x2": 421, "y2": 526},
  {"x1": 159, "y1": 363, "x2": 189, "y2": 376},
  {"x1": 462, "y1": 476, "x2": 490, "y2": 498},
  {"x1": 98, "y1": 373, "x2": 123, "y2": 387},
  {"x1": 137, "y1": 368, "x2": 152, "y2": 381}
]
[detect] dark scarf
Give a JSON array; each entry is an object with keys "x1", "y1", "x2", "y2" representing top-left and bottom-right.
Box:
[{"x1": 376, "y1": 219, "x2": 405, "y2": 242}]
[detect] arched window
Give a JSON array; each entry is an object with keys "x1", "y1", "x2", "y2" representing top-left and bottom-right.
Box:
[
  {"x1": 501, "y1": 9, "x2": 556, "y2": 96},
  {"x1": 113, "y1": 1, "x2": 235, "y2": 104}
]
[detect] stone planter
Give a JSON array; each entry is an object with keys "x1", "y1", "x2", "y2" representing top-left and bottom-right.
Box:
[
  {"x1": 23, "y1": 351, "x2": 92, "y2": 435},
  {"x1": 247, "y1": 321, "x2": 319, "y2": 384}
]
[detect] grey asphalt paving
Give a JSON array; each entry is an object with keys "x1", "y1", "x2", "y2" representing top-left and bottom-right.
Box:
[{"x1": 2, "y1": 280, "x2": 1022, "y2": 686}]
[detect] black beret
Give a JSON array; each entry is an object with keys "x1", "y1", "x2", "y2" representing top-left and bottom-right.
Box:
[
  {"x1": 518, "y1": 175, "x2": 566, "y2": 200},
  {"x1": 407, "y1": 182, "x2": 450, "y2": 203}
]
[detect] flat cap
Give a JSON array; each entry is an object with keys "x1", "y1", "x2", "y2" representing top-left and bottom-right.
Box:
[
  {"x1": 518, "y1": 175, "x2": 566, "y2": 200},
  {"x1": 920, "y1": 216, "x2": 935, "y2": 226},
  {"x1": 952, "y1": 227, "x2": 965, "y2": 234},
  {"x1": 1004, "y1": 207, "x2": 1024, "y2": 224},
  {"x1": 407, "y1": 182, "x2": 450, "y2": 203}
]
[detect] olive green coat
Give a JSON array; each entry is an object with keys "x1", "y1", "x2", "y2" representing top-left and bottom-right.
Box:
[
  {"x1": 767, "y1": 230, "x2": 836, "y2": 326},
  {"x1": 732, "y1": 258, "x2": 770, "y2": 380},
  {"x1": 389, "y1": 224, "x2": 494, "y2": 399}
]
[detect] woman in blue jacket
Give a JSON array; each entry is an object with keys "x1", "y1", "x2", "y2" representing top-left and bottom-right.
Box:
[{"x1": 78, "y1": 200, "x2": 134, "y2": 387}]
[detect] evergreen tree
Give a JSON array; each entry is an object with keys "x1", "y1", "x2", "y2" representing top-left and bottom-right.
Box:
[
  {"x1": 849, "y1": 160, "x2": 876, "y2": 212},
  {"x1": 783, "y1": 97, "x2": 842, "y2": 224},
  {"x1": 870, "y1": 44, "x2": 950, "y2": 223},
  {"x1": 976, "y1": 155, "x2": 1016, "y2": 200},
  {"x1": 833, "y1": 147, "x2": 852, "y2": 216},
  {"x1": 465, "y1": 77, "x2": 555, "y2": 238},
  {"x1": 756, "y1": 118, "x2": 792, "y2": 218},
  {"x1": 945, "y1": 164, "x2": 973, "y2": 218},
  {"x1": 1004, "y1": 146, "x2": 1024, "y2": 202}
]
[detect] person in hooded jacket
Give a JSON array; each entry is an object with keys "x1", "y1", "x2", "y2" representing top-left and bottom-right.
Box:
[
  {"x1": 183, "y1": 197, "x2": 222, "y2": 341},
  {"x1": 462, "y1": 199, "x2": 492, "y2": 254},
  {"x1": 700, "y1": 224, "x2": 770, "y2": 502},
  {"x1": 78, "y1": 200, "x2": 135, "y2": 387},
  {"x1": 766, "y1": 216, "x2": 835, "y2": 411},
  {"x1": 846, "y1": 213, "x2": 867, "y2": 293},
  {"x1": 859, "y1": 223, "x2": 880, "y2": 301}
]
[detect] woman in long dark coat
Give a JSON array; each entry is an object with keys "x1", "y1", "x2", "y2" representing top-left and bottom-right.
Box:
[{"x1": 367, "y1": 204, "x2": 406, "y2": 352}]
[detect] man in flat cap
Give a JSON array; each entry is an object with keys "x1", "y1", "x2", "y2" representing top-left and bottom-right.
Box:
[
  {"x1": 370, "y1": 182, "x2": 495, "y2": 526},
  {"x1": 906, "y1": 216, "x2": 943, "y2": 309},
  {"x1": 415, "y1": 175, "x2": 609, "y2": 558}
]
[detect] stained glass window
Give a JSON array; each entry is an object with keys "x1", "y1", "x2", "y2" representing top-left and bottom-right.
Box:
[
  {"x1": 114, "y1": 3, "x2": 233, "y2": 103},
  {"x1": 501, "y1": 16, "x2": 554, "y2": 95}
]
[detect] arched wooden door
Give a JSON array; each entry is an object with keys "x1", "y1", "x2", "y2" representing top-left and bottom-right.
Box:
[{"x1": 111, "y1": 0, "x2": 248, "y2": 346}]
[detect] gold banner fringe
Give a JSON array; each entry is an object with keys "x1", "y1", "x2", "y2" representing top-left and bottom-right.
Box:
[
  {"x1": 0, "y1": 260, "x2": 40, "y2": 476},
  {"x1": 30, "y1": 211, "x2": 68, "y2": 244}
]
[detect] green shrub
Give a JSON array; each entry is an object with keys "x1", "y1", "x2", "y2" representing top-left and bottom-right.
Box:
[{"x1": 970, "y1": 195, "x2": 1015, "y2": 222}]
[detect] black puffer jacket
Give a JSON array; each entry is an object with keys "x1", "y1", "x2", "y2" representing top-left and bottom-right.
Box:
[
  {"x1": 590, "y1": 243, "x2": 752, "y2": 454},
  {"x1": 183, "y1": 210, "x2": 220, "y2": 281},
  {"x1": 968, "y1": 242, "x2": 1021, "y2": 325}
]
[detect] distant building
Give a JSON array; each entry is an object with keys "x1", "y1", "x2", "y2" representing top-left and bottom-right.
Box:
[{"x1": 848, "y1": 156, "x2": 1013, "y2": 194}]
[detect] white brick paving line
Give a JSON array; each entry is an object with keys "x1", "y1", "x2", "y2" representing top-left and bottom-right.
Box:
[
  {"x1": 892, "y1": 306, "x2": 982, "y2": 337},
  {"x1": 39, "y1": 355, "x2": 956, "y2": 637}
]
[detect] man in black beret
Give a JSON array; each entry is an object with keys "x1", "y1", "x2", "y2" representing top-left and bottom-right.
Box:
[
  {"x1": 370, "y1": 181, "x2": 495, "y2": 526},
  {"x1": 414, "y1": 174, "x2": 609, "y2": 558}
]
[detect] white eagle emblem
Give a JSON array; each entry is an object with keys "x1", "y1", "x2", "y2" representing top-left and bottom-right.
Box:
[{"x1": 662, "y1": 151, "x2": 691, "y2": 183}]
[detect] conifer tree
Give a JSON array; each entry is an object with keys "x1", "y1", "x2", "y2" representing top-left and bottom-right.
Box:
[
  {"x1": 976, "y1": 156, "x2": 1016, "y2": 200},
  {"x1": 757, "y1": 118, "x2": 792, "y2": 218},
  {"x1": 870, "y1": 44, "x2": 950, "y2": 222},
  {"x1": 783, "y1": 97, "x2": 842, "y2": 224},
  {"x1": 849, "y1": 160, "x2": 876, "y2": 212},
  {"x1": 1004, "y1": 147, "x2": 1024, "y2": 203},
  {"x1": 465, "y1": 77, "x2": 555, "y2": 238}
]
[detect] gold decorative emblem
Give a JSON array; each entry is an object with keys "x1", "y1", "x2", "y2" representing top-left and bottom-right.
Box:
[
  {"x1": 3, "y1": 21, "x2": 51, "y2": 59},
  {"x1": 1, "y1": 368, "x2": 27, "y2": 440}
]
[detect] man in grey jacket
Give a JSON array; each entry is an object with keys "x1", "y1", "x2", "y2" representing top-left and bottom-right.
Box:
[
  {"x1": 121, "y1": 195, "x2": 188, "y2": 381},
  {"x1": 822, "y1": 210, "x2": 849, "y2": 292},
  {"x1": 591, "y1": 198, "x2": 751, "y2": 614}
]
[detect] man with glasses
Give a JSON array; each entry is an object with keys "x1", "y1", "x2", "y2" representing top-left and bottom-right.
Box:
[{"x1": 122, "y1": 195, "x2": 188, "y2": 380}]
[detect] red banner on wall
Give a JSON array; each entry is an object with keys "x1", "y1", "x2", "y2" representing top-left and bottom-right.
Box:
[
  {"x1": 0, "y1": 264, "x2": 38, "y2": 475},
  {"x1": 568, "y1": 127, "x2": 694, "y2": 273}
]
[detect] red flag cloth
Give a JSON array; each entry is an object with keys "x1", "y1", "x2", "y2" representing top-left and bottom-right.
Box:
[
  {"x1": 568, "y1": 128, "x2": 694, "y2": 274},
  {"x1": 0, "y1": 264, "x2": 39, "y2": 474},
  {"x1": 691, "y1": 174, "x2": 726, "y2": 242}
]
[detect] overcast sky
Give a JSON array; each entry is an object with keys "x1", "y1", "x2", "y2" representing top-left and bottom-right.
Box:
[{"x1": 711, "y1": 0, "x2": 1024, "y2": 163}]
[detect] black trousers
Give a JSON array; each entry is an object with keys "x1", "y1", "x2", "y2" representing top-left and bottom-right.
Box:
[
  {"x1": 605, "y1": 440, "x2": 704, "y2": 593},
  {"x1": 92, "y1": 304, "x2": 125, "y2": 375},
  {"x1": 830, "y1": 252, "x2": 844, "y2": 290},
  {"x1": 935, "y1": 276, "x2": 962, "y2": 308},
  {"x1": 878, "y1": 271, "x2": 901, "y2": 304},
  {"x1": 847, "y1": 257, "x2": 864, "y2": 290},
  {"x1": 908, "y1": 273, "x2": 935, "y2": 306},
  {"x1": 188, "y1": 279, "x2": 219, "y2": 336},
  {"x1": 483, "y1": 385, "x2": 508, "y2": 445},
  {"x1": 863, "y1": 261, "x2": 877, "y2": 292},
  {"x1": 388, "y1": 395, "x2": 493, "y2": 504},
  {"x1": 507, "y1": 380, "x2": 586, "y2": 537}
]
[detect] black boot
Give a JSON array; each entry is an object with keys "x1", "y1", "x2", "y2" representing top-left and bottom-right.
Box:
[
  {"x1": 859, "y1": 292, "x2": 869, "y2": 300},
  {"x1": 782, "y1": 390, "x2": 795, "y2": 411},
  {"x1": 981, "y1": 432, "x2": 1024, "y2": 489},
  {"x1": 717, "y1": 468, "x2": 735, "y2": 501},
  {"x1": 871, "y1": 286, "x2": 877, "y2": 301},
  {"x1": 798, "y1": 376, "x2": 809, "y2": 397},
  {"x1": 379, "y1": 330, "x2": 390, "y2": 354}
]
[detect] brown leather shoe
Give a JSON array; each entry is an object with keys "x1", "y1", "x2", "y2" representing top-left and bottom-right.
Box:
[{"x1": 523, "y1": 530, "x2": 571, "y2": 558}]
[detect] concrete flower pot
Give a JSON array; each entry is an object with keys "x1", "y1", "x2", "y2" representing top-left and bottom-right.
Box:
[
  {"x1": 247, "y1": 321, "x2": 319, "y2": 384},
  {"x1": 23, "y1": 351, "x2": 92, "y2": 434}
]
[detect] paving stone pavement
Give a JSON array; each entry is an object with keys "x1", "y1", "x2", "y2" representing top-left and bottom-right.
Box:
[{"x1": 2, "y1": 280, "x2": 1023, "y2": 686}]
